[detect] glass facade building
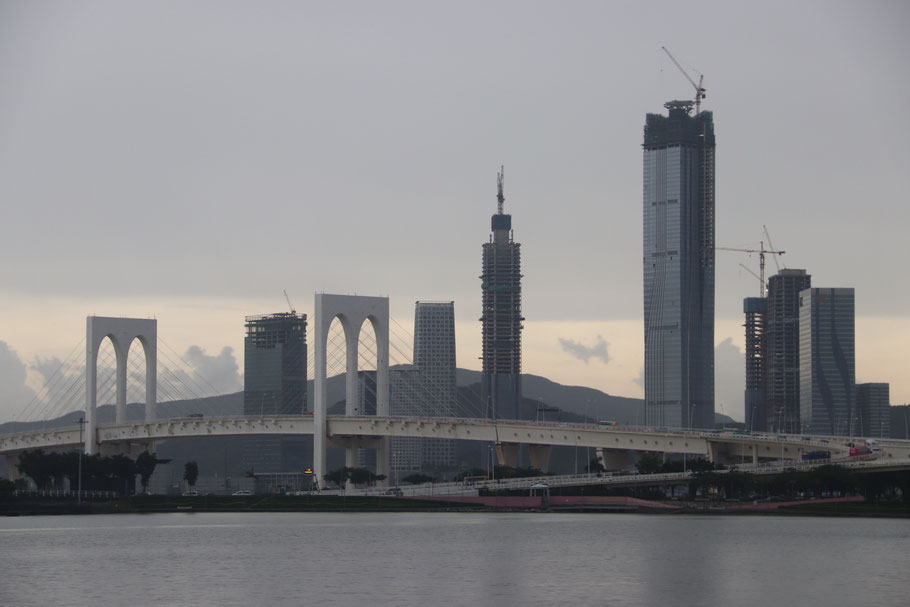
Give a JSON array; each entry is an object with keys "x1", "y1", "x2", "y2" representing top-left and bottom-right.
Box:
[
  {"x1": 799, "y1": 288, "x2": 855, "y2": 435},
  {"x1": 242, "y1": 312, "x2": 308, "y2": 474},
  {"x1": 642, "y1": 101, "x2": 715, "y2": 428},
  {"x1": 764, "y1": 269, "x2": 811, "y2": 432},
  {"x1": 856, "y1": 383, "x2": 890, "y2": 439},
  {"x1": 414, "y1": 301, "x2": 457, "y2": 469}
]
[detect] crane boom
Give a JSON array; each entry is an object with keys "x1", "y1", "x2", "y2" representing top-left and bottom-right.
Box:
[
  {"x1": 283, "y1": 290, "x2": 296, "y2": 314},
  {"x1": 716, "y1": 242, "x2": 785, "y2": 297},
  {"x1": 763, "y1": 225, "x2": 782, "y2": 272},
  {"x1": 661, "y1": 46, "x2": 707, "y2": 114}
]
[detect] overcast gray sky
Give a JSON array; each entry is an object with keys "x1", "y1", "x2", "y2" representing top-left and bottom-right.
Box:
[{"x1": 1, "y1": 1, "x2": 908, "y2": 422}]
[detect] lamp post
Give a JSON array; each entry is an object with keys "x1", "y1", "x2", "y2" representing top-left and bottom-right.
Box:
[{"x1": 750, "y1": 407, "x2": 757, "y2": 433}]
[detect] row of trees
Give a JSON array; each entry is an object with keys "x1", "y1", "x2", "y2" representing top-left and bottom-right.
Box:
[
  {"x1": 689, "y1": 466, "x2": 910, "y2": 502},
  {"x1": 12, "y1": 449, "x2": 182, "y2": 495}
]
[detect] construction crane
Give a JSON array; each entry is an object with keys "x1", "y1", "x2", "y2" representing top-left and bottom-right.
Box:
[
  {"x1": 283, "y1": 290, "x2": 296, "y2": 315},
  {"x1": 716, "y1": 242, "x2": 785, "y2": 297},
  {"x1": 662, "y1": 46, "x2": 706, "y2": 114},
  {"x1": 763, "y1": 224, "x2": 783, "y2": 273}
]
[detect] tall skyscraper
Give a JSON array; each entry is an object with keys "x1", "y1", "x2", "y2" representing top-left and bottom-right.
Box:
[
  {"x1": 765, "y1": 269, "x2": 811, "y2": 432},
  {"x1": 743, "y1": 296, "x2": 767, "y2": 431},
  {"x1": 799, "y1": 288, "x2": 855, "y2": 435},
  {"x1": 242, "y1": 312, "x2": 307, "y2": 473},
  {"x1": 414, "y1": 301, "x2": 457, "y2": 468},
  {"x1": 481, "y1": 167, "x2": 523, "y2": 420},
  {"x1": 642, "y1": 101, "x2": 715, "y2": 428},
  {"x1": 856, "y1": 383, "x2": 890, "y2": 439}
]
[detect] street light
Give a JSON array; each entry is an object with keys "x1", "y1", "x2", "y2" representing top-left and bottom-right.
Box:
[{"x1": 750, "y1": 407, "x2": 757, "y2": 433}]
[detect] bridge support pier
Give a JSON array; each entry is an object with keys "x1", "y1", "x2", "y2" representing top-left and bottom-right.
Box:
[
  {"x1": 597, "y1": 448, "x2": 639, "y2": 472},
  {"x1": 330, "y1": 436, "x2": 390, "y2": 488},
  {"x1": 496, "y1": 442, "x2": 520, "y2": 468},
  {"x1": 528, "y1": 444, "x2": 551, "y2": 473}
]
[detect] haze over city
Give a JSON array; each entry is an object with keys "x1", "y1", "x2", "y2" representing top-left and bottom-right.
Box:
[{"x1": 1, "y1": 1, "x2": 908, "y2": 423}]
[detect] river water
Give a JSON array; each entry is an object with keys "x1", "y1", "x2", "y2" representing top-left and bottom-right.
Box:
[{"x1": 1, "y1": 512, "x2": 907, "y2": 606}]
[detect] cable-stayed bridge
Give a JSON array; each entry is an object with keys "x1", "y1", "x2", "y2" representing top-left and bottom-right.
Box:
[{"x1": 3, "y1": 298, "x2": 910, "y2": 487}]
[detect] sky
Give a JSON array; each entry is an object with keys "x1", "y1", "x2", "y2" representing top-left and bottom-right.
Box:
[{"x1": 1, "y1": 1, "x2": 909, "y2": 423}]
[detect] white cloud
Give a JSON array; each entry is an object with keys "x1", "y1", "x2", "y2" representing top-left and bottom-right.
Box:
[{"x1": 558, "y1": 335, "x2": 610, "y2": 364}]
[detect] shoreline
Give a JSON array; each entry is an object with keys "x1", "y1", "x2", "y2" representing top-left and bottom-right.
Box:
[{"x1": 3, "y1": 494, "x2": 909, "y2": 518}]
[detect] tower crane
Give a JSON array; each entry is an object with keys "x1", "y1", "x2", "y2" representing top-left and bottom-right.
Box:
[
  {"x1": 716, "y1": 242, "x2": 785, "y2": 297},
  {"x1": 283, "y1": 290, "x2": 296, "y2": 314},
  {"x1": 662, "y1": 46, "x2": 706, "y2": 114}
]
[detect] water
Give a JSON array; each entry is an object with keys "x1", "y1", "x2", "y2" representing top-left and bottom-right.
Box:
[{"x1": 1, "y1": 512, "x2": 908, "y2": 606}]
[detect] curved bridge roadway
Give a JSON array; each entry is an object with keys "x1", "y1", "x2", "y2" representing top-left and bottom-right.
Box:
[{"x1": 3, "y1": 416, "x2": 909, "y2": 476}]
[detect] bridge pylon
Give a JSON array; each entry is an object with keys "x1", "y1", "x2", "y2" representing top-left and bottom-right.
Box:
[
  {"x1": 313, "y1": 295, "x2": 390, "y2": 485},
  {"x1": 85, "y1": 316, "x2": 157, "y2": 455}
]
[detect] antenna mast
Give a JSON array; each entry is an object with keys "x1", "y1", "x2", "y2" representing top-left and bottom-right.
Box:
[{"x1": 496, "y1": 165, "x2": 505, "y2": 214}]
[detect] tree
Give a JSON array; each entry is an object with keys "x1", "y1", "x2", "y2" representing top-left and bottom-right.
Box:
[
  {"x1": 635, "y1": 453, "x2": 663, "y2": 475},
  {"x1": 136, "y1": 451, "x2": 170, "y2": 494},
  {"x1": 17, "y1": 449, "x2": 55, "y2": 490},
  {"x1": 184, "y1": 461, "x2": 199, "y2": 488},
  {"x1": 323, "y1": 467, "x2": 351, "y2": 488}
]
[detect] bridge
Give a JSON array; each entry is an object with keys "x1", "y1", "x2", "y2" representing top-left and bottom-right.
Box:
[
  {"x1": 4, "y1": 413, "x2": 910, "y2": 484},
  {"x1": 3, "y1": 302, "x2": 910, "y2": 488}
]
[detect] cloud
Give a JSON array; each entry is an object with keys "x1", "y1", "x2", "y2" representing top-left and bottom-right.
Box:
[
  {"x1": 0, "y1": 341, "x2": 38, "y2": 421},
  {"x1": 558, "y1": 335, "x2": 610, "y2": 364},
  {"x1": 182, "y1": 346, "x2": 242, "y2": 395}
]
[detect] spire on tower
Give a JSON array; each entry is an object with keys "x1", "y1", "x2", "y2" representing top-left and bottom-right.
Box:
[{"x1": 496, "y1": 165, "x2": 505, "y2": 215}]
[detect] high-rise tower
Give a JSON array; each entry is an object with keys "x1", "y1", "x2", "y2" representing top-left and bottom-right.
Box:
[
  {"x1": 242, "y1": 312, "x2": 307, "y2": 473},
  {"x1": 481, "y1": 167, "x2": 523, "y2": 420},
  {"x1": 765, "y1": 269, "x2": 811, "y2": 432},
  {"x1": 642, "y1": 101, "x2": 715, "y2": 428},
  {"x1": 799, "y1": 288, "x2": 855, "y2": 435},
  {"x1": 414, "y1": 301, "x2": 457, "y2": 468}
]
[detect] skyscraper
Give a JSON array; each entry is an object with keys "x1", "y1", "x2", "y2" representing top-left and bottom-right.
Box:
[
  {"x1": 856, "y1": 383, "x2": 890, "y2": 439},
  {"x1": 242, "y1": 312, "x2": 307, "y2": 473},
  {"x1": 743, "y1": 296, "x2": 767, "y2": 431},
  {"x1": 481, "y1": 167, "x2": 523, "y2": 420},
  {"x1": 642, "y1": 101, "x2": 715, "y2": 428},
  {"x1": 765, "y1": 269, "x2": 811, "y2": 432},
  {"x1": 799, "y1": 288, "x2": 855, "y2": 435},
  {"x1": 414, "y1": 301, "x2": 456, "y2": 468},
  {"x1": 243, "y1": 312, "x2": 308, "y2": 416}
]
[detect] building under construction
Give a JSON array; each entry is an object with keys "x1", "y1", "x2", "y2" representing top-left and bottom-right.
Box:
[
  {"x1": 481, "y1": 167, "x2": 523, "y2": 420},
  {"x1": 242, "y1": 312, "x2": 308, "y2": 474},
  {"x1": 743, "y1": 269, "x2": 811, "y2": 432},
  {"x1": 743, "y1": 297, "x2": 767, "y2": 431},
  {"x1": 764, "y1": 269, "x2": 811, "y2": 432},
  {"x1": 642, "y1": 101, "x2": 716, "y2": 428}
]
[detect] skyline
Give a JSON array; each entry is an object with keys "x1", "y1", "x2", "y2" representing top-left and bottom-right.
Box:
[{"x1": 2, "y1": 2, "x2": 909, "y2": 422}]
